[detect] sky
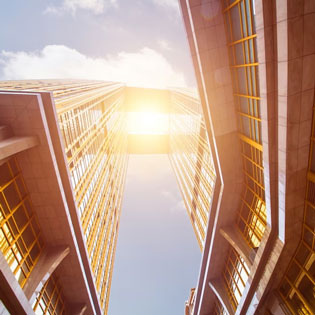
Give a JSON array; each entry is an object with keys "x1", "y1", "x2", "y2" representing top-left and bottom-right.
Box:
[
  {"x1": 0, "y1": 1, "x2": 201, "y2": 313},
  {"x1": 109, "y1": 155, "x2": 201, "y2": 315},
  {"x1": 0, "y1": 0, "x2": 196, "y2": 88}
]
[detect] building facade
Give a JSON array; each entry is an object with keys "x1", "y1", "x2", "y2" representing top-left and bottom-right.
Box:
[
  {"x1": 169, "y1": 88, "x2": 216, "y2": 249},
  {"x1": 180, "y1": 0, "x2": 315, "y2": 314},
  {"x1": 0, "y1": 81, "x2": 216, "y2": 314},
  {"x1": 0, "y1": 80, "x2": 128, "y2": 314}
]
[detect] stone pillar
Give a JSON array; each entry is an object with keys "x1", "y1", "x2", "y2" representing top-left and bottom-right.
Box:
[{"x1": 23, "y1": 245, "x2": 70, "y2": 303}]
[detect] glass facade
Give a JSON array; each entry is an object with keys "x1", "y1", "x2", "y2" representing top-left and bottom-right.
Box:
[
  {"x1": 220, "y1": 0, "x2": 265, "y2": 308},
  {"x1": 0, "y1": 157, "x2": 66, "y2": 313},
  {"x1": 54, "y1": 82, "x2": 128, "y2": 313},
  {"x1": 222, "y1": 0, "x2": 265, "y2": 248},
  {"x1": 0, "y1": 158, "x2": 44, "y2": 288},
  {"x1": 33, "y1": 275, "x2": 66, "y2": 315},
  {"x1": 0, "y1": 80, "x2": 128, "y2": 314},
  {"x1": 222, "y1": 246, "x2": 250, "y2": 310},
  {"x1": 169, "y1": 88, "x2": 216, "y2": 250}
]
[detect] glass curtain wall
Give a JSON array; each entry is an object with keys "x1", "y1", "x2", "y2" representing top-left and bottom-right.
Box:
[
  {"x1": 221, "y1": 0, "x2": 265, "y2": 311},
  {"x1": 169, "y1": 88, "x2": 216, "y2": 250},
  {"x1": 0, "y1": 80, "x2": 128, "y2": 314},
  {"x1": 0, "y1": 157, "x2": 67, "y2": 315},
  {"x1": 53, "y1": 81, "x2": 128, "y2": 314}
]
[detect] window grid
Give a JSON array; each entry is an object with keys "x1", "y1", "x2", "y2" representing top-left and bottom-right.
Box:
[
  {"x1": 221, "y1": 0, "x2": 265, "y2": 308},
  {"x1": 0, "y1": 79, "x2": 114, "y2": 97},
  {"x1": 222, "y1": 246, "x2": 250, "y2": 311},
  {"x1": 99, "y1": 146, "x2": 128, "y2": 314},
  {"x1": 79, "y1": 118, "x2": 125, "y2": 234},
  {"x1": 53, "y1": 82, "x2": 128, "y2": 314},
  {"x1": 278, "y1": 99, "x2": 315, "y2": 314},
  {"x1": 33, "y1": 275, "x2": 66, "y2": 315},
  {"x1": 169, "y1": 90, "x2": 216, "y2": 250},
  {"x1": 222, "y1": 0, "x2": 266, "y2": 250},
  {"x1": 0, "y1": 157, "x2": 43, "y2": 288}
]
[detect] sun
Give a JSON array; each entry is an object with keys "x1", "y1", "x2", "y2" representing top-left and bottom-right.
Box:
[{"x1": 127, "y1": 111, "x2": 169, "y2": 135}]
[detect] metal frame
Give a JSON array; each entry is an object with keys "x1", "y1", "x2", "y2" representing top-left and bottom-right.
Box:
[
  {"x1": 220, "y1": 0, "x2": 266, "y2": 310},
  {"x1": 0, "y1": 80, "x2": 128, "y2": 314},
  {"x1": 169, "y1": 90, "x2": 216, "y2": 250},
  {"x1": 53, "y1": 82, "x2": 128, "y2": 313},
  {"x1": 222, "y1": 246, "x2": 250, "y2": 311},
  {"x1": 0, "y1": 157, "x2": 44, "y2": 288},
  {"x1": 32, "y1": 275, "x2": 66, "y2": 315}
]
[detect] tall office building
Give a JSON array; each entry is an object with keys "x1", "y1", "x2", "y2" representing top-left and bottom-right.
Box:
[
  {"x1": 169, "y1": 88, "x2": 216, "y2": 249},
  {"x1": 0, "y1": 81, "x2": 216, "y2": 314},
  {"x1": 0, "y1": 80, "x2": 129, "y2": 314},
  {"x1": 180, "y1": 0, "x2": 315, "y2": 314}
]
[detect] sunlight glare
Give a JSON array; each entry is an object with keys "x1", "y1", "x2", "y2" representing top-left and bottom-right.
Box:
[{"x1": 127, "y1": 111, "x2": 169, "y2": 135}]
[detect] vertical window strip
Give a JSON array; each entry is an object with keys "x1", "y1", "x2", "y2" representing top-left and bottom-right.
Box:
[
  {"x1": 55, "y1": 85, "x2": 128, "y2": 315},
  {"x1": 222, "y1": 246, "x2": 250, "y2": 310},
  {"x1": 169, "y1": 91, "x2": 216, "y2": 249},
  {"x1": 0, "y1": 157, "x2": 43, "y2": 288},
  {"x1": 222, "y1": 0, "x2": 266, "y2": 250}
]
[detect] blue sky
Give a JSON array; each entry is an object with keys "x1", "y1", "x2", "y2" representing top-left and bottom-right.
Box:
[
  {"x1": 110, "y1": 155, "x2": 201, "y2": 315},
  {"x1": 0, "y1": 1, "x2": 201, "y2": 313}
]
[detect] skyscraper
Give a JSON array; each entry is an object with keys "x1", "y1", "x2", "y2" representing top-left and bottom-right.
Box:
[
  {"x1": 180, "y1": 0, "x2": 315, "y2": 314},
  {"x1": 0, "y1": 80, "x2": 128, "y2": 314},
  {"x1": 169, "y1": 88, "x2": 216, "y2": 249},
  {"x1": 0, "y1": 81, "x2": 215, "y2": 314}
]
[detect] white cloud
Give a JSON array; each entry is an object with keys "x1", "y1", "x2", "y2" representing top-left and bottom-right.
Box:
[
  {"x1": 44, "y1": 0, "x2": 117, "y2": 15},
  {"x1": 0, "y1": 45, "x2": 186, "y2": 89}
]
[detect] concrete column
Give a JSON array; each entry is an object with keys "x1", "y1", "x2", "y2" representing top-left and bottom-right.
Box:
[
  {"x1": 0, "y1": 251, "x2": 34, "y2": 314},
  {"x1": 23, "y1": 245, "x2": 70, "y2": 303},
  {"x1": 0, "y1": 136, "x2": 39, "y2": 161},
  {"x1": 209, "y1": 278, "x2": 234, "y2": 315},
  {"x1": 220, "y1": 225, "x2": 256, "y2": 268}
]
